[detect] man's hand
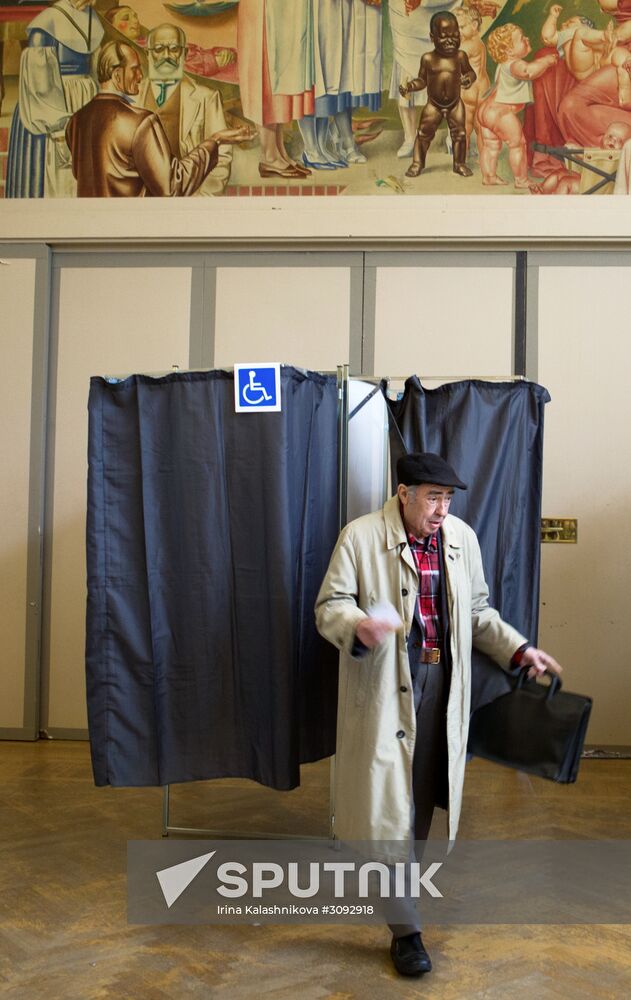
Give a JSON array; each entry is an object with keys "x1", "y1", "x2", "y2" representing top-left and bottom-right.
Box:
[
  {"x1": 211, "y1": 126, "x2": 256, "y2": 144},
  {"x1": 356, "y1": 617, "x2": 399, "y2": 649},
  {"x1": 520, "y1": 646, "x2": 563, "y2": 679},
  {"x1": 405, "y1": 0, "x2": 422, "y2": 14},
  {"x1": 549, "y1": 4, "x2": 563, "y2": 17}
]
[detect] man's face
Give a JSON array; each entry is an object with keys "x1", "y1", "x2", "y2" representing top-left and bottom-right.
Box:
[
  {"x1": 112, "y1": 7, "x2": 141, "y2": 41},
  {"x1": 113, "y1": 48, "x2": 143, "y2": 96},
  {"x1": 148, "y1": 24, "x2": 186, "y2": 81},
  {"x1": 431, "y1": 16, "x2": 461, "y2": 56},
  {"x1": 398, "y1": 482, "x2": 455, "y2": 539}
]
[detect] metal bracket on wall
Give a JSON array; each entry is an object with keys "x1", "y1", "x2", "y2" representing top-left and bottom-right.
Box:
[{"x1": 541, "y1": 518, "x2": 578, "y2": 543}]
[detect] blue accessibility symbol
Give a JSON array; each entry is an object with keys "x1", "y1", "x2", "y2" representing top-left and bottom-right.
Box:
[{"x1": 234, "y1": 363, "x2": 281, "y2": 413}]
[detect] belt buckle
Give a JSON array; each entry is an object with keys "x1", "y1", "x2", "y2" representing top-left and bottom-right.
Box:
[{"x1": 427, "y1": 648, "x2": 441, "y2": 664}]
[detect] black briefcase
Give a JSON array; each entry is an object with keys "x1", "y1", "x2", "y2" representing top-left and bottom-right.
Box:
[{"x1": 467, "y1": 672, "x2": 592, "y2": 783}]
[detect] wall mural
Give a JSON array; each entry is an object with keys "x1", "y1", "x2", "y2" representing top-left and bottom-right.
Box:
[{"x1": 1, "y1": 0, "x2": 629, "y2": 198}]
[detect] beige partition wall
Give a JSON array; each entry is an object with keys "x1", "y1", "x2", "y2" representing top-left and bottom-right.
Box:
[
  {"x1": 0, "y1": 249, "x2": 47, "y2": 738},
  {"x1": 536, "y1": 256, "x2": 631, "y2": 746},
  {"x1": 44, "y1": 261, "x2": 195, "y2": 735},
  {"x1": 367, "y1": 253, "x2": 516, "y2": 379},
  {"x1": 212, "y1": 253, "x2": 361, "y2": 370}
]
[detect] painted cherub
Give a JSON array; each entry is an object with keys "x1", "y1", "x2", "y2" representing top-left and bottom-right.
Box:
[
  {"x1": 399, "y1": 11, "x2": 476, "y2": 177},
  {"x1": 541, "y1": 5, "x2": 615, "y2": 80},
  {"x1": 455, "y1": 5, "x2": 490, "y2": 154},
  {"x1": 476, "y1": 23, "x2": 559, "y2": 188}
]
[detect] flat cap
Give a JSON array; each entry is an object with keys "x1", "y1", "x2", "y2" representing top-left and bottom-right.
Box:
[{"x1": 396, "y1": 452, "x2": 467, "y2": 490}]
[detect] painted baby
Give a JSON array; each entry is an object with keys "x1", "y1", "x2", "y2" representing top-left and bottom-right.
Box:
[{"x1": 399, "y1": 10, "x2": 476, "y2": 177}]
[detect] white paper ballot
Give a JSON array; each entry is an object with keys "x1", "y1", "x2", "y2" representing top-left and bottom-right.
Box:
[{"x1": 368, "y1": 601, "x2": 403, "y2": 629}]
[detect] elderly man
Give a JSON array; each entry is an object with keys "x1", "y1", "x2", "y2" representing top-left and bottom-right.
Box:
[
  {"x1": 315, "y1": 452, "x2": 562, "y2": 977},
  {"x1": 65, "y1": 41, "x2": 250, "y2": 196},
  {"x1": 137, "y1": 22, "x2": 233, "y2": 196}
]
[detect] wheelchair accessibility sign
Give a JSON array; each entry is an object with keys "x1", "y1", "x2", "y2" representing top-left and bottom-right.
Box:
[{"x1": 234, "y1": 364, "x2": 282, "y2": 413}]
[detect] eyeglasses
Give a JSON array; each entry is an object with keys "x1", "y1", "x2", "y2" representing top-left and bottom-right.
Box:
[{"x1": 148, "y1": 44, "x2": 186, "y2": 56}]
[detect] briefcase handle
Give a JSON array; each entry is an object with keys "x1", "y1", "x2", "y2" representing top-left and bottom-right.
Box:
[{"x1": 516, "y1": 669, "x2": 563, "y2": 699}]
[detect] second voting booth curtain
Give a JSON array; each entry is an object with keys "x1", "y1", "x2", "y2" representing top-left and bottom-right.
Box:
[
  {"x1": 86, "y1": 367, "x2": 339, "y2": 790},
  {"x1": 386, "y1": 376, "x2": 550, "y2": 711}
]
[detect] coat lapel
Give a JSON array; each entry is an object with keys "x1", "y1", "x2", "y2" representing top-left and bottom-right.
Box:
[
  {"x1": 180, "y1": 76, "x2": 199, "y2": 147},
  {"x1": 383, "y1": 495, "x2": 417, "y2": 576},
  {"x1": 441, "y1": 516, "x2": 461, "y2": 565},
  {"x1": 440, "y1": 515, "x2": 462, "y2": 627}
]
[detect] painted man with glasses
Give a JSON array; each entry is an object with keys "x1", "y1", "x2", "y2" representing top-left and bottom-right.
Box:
[{"x1": 137, "y1": 22, "x2": 238, "y2": 196}]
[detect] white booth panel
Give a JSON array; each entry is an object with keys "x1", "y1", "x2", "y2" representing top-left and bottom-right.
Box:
[
  {"x1": 47, "y1": 267, "x2": 192, "y2": 732},
  {"x1": 538, "y1": 264, "x2": 631, "y2": 744},
  {"x1": 0, "y1": 258, "x2": 36, "y2": 729},
  {"x1": 214, "y1": 267, "x2": 351, "y2": 370},
  {"x1": 347, "y1": 380, "x2": 388, "y2": 523},
  {"x1": 373, "y1": 266, "x2": 513, "y2": 378}
]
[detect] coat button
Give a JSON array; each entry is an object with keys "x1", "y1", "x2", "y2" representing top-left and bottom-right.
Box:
[
  {"x1": 402, "y1": 588, "x2": 408, "y2": 596},
  {"x1": 396, "y1": 730, "x2": 405, "y2": 739},
  {"x1": 400, "y1": 686, "x2": 408, "y2": 693}
]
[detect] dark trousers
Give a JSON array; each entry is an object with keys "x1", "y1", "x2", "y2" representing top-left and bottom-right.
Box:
[{"x1": 386, "y1": 655, "x2": 449, "y2": 937}]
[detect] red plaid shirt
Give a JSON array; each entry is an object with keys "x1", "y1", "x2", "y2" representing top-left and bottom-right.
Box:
[{"x1": 407, "y1": 529, "x2": 443, "y2": 650}]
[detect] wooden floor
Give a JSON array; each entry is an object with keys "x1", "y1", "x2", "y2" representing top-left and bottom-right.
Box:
[{"x1": 1, "y1": 741, "x2": 630, "y2": 1000}]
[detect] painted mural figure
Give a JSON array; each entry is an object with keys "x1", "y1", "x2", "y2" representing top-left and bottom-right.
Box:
[
  {"x1": 478, "y1": 23, "x2": 558, "y2": 188},
  {"x1": 558, "y1": 60, "x2": 631, "y2": 144},
  {"x1": 237, "y1": 0, "x2": 315, "y2": 178},
  {"x1": 65, "y1": 39, "x2": 250, "y2": 194},
  {"x1": 455, "y1": 6, "x2": 489, "y2": 153},
  {"x1": 104, "y1": 5, "x2": 143, "y2": 42},
  {"x1": 5, "y1": 0, "x2": 103, "y2": 198},
  {"x1": 400, "y1": 11, "x2": 476, "y2": 177},
  {"x1": 388, "y1": 0, "x2": 463, "y2": 158},
  {"x1": 136, "y1": 22, "x2": 235, "y2": 195},
  {"x1": 298, "y1": 0, "x2": 383, "y2": 170}
]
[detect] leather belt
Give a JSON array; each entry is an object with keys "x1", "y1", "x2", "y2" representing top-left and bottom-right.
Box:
[{"x1": 419, "y1": 648, "x2": 441, "y2": 664}]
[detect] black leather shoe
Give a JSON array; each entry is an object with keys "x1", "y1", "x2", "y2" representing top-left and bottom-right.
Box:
[{"x1": 390, "y1": 933, "x2": 432, "y2": 976}]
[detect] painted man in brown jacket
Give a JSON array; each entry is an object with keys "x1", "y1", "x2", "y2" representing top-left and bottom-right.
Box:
[{"x1": 66, "y1": 41, "x2": 251, "y2": 197}]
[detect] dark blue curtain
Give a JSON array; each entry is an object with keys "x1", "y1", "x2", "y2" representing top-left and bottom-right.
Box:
[
  {"x1": 384, "y1": 377, "x2": 550, "y2": 711},
  {"x1": 86, "y1": 367, "x2": 339, "y2": 789}
]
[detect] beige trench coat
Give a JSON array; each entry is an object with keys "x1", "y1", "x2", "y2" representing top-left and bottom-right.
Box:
[{"x1": 315, "y1": 495, "x2": 528, "y2": 860}]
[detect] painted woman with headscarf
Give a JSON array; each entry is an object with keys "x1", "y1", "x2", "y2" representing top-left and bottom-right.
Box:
[{"x1": 6, "y1": 0, "x2": 103, "y2": 197}]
